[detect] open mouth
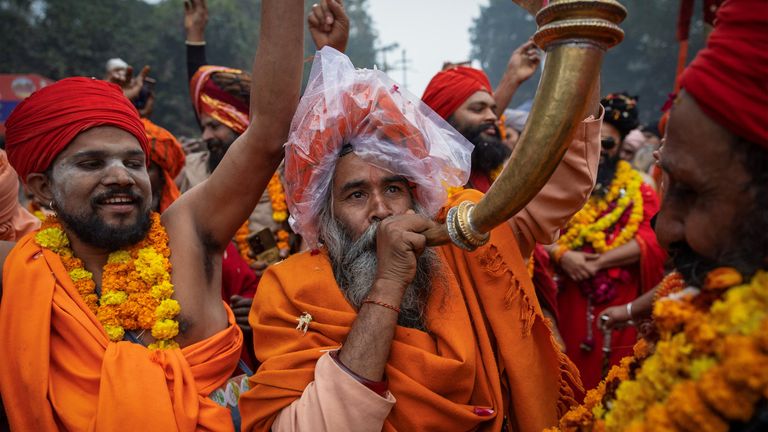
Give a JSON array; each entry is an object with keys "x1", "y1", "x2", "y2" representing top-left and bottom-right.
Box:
[{"x1": 94, "y1": 193, "x2": 140, "y2": 214}]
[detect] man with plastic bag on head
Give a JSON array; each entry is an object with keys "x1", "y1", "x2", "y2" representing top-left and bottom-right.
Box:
[{"x1": 238, "y1": 46, "x2": 583, "y2": 432}]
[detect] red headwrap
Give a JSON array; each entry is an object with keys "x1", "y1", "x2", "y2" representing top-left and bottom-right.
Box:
[
  {"x1": 190, "y1": 65, "x2": 250, "y2": 134},
  {"x1": 679, "y1": 0, "x2": 768, "y2": 149},
  {"x1": 141, "y1": 118, "x2": 185, "y2": 212},
  {"x1": 421, "y1": 66, "x2": 493, "y2": 120},
  {"x1": 4, "y1": 77, "x2": 149, "y2": 182}
]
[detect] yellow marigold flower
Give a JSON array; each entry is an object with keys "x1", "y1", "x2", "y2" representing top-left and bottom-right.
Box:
[
  {"x1": 101, "y1": 290, "x2": 128, "y2": 306},
  {"x1": 68, "y1": 268, "x2": 93, "y2": 282},
  {"x1": 107, "y1": 250, "x2": 132, "y2": 264},
  {"x1": 666, "y1": 381, "x2": 728, "y2": 432},
  {"x1": 152, "y1": 318, "x2": 179, "y2": 340},
  {"x1": 135, "y1": 247, "x2": 169, "y2": 283},
  {"x1": 698, "y1": 366, "x2": 758, "y2": 422},
  {"x1": 104, "y1": 324, "x2": 125, "y2": 341},
  {"x1": 150, "y1": 280, "x2": 174, "y2": 299},
  {"x1": 689, "y1": 356, "x2": 717, "y2": 380},
  {"x1": 155, "y1": 298, "x2": 181, "y2": 319},
  {"x1": 148, "y1": 339, "x2": 179, "y2": 350},
  {"x1": 35, "y1": 227, "x2": 69, "y2": 251},
  {"x1": 272, "y1": 211, "x2": 288, "y2": 223}
]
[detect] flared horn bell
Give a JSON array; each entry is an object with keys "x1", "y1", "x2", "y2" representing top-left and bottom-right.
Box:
[{"x1": 424, "y1": 0, "x2": 627, "y2": 247}]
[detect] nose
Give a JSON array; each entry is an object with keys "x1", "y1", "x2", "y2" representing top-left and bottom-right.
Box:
[
  {"x1": 202, "y1": 126, "x2": 215, "y2": 142},
  {"x1": 483, "y1": 107, "x2": 497, "y2": 124},
  {"x1": 102, "y1": 163, "x2": 136, "y2": 187},
  {"x1": 368, "y1": 191, "x2": 393, "y2": 224}
]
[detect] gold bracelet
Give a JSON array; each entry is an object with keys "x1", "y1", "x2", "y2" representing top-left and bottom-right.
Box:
[{"x1": 455, "y1": 201, "x2": 489, "y2": 247}]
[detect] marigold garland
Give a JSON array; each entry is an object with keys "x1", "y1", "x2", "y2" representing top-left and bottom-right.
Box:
[
  {"x1": 549, "y1": 268, "x2": 768, "y2": 431},
  {"x1": 35, "y1": 213, "x2": 181, "y2": 350},
  {"x1": 235, "y1": 172, "x2": 291, "y2": 263},
  {"x1": 557, "y1": 160, "x2": 644, "y2": 253}
]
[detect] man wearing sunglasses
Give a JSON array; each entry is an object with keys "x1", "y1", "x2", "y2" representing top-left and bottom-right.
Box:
[{"x1": 544, "y1": 93, "x2": 666, "y2": 390}]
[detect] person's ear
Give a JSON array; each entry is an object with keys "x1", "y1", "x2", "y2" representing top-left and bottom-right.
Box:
[{"x1": 25, "y1": 172, "x2": 55, "y2": 206}]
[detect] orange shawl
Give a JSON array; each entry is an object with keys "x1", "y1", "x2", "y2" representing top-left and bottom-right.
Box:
[
  {"x1": 240, "y1": 189, "x2": 581, "y2": 431},
  {"x1": 0, "y1": 232, "x2": 242, "y2": 431}
]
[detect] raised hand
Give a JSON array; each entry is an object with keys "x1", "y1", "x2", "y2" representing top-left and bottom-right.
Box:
[
  {"x1": 308, "y1": 0, "x2": 349, "y2": 52},
  {"x1": 121, "y1": 65, "x2": 150, "y2": 101},
  {"x1": 184, "y1": 0, "x2": 208, "y2": 42},
  {"x1": 506, "y1": 39, "x2": 541, "y2": 84}
]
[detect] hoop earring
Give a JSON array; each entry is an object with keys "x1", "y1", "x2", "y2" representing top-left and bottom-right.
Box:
[{"x1": 49, "y1": 200, "x2": 57, "y2": 217}]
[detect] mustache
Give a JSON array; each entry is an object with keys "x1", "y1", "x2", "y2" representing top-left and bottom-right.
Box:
[{"x1": 668, "y1": 241, "x2": 718, "y2": 287}]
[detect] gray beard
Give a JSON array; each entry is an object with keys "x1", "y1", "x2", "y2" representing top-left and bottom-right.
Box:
[{"x1": 319, "y1": 207, "x2": 441, "y2": 331}]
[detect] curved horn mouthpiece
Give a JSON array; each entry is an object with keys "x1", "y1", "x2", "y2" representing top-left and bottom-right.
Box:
[{"x1": 425, "y1": 0, "x2": 626, "y2": 248}]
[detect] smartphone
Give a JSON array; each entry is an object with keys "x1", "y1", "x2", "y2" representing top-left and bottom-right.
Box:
[{"x1": 247, "y1": 228, "x2": 281, "y2": 264}]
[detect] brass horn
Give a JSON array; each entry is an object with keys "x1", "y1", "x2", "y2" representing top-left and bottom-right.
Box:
[{"x1": 424, "y1": 0, "x2": 627, "y2": 247}]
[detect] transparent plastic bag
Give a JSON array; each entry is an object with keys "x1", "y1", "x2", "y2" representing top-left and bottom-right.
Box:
[{"x1": 284, "y1": 47, "x2": 472, "y2": 247}]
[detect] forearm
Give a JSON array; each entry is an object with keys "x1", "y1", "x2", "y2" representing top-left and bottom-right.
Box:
[
  {"x1": 493, "y1": 73, "x2": 522, "y2": 118},
  {"x1": 273, "y1": 354, "x2": 395, "y2": 432},
  {"x1": 339, "y1": 279, "x2": 402, "y2": 381},
  {"x1": 628, "y1": 287, "x2": 656, "y2": 321},
  {"x1": 597, "y1": 239, "x2": 641, "y2": 269},
  {"x1": 186, "y1": 44, "x2": 207, "y2": 83}
]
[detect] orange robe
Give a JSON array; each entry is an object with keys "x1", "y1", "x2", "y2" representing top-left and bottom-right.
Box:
[
  {"x1": 0, "y1": 232, "x2": 242, "y2": 431},
  {"x1": 240, "y1": 189, "x2": 581, "y2": 432}
]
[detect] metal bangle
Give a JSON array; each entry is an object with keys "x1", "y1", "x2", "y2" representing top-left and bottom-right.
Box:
[
  {"x1": 456, "y1": 201, "x2": 489, "y2": 247},
  {"x1": 446, "y1": 206, "x2": 475, "y2": 251},
  {"x1": 626, "y1": 301, "x2": 635, "y2": 326}
]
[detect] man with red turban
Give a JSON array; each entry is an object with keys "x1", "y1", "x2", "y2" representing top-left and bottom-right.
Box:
[
  {"x1": 0, "y1": 1, "x2": 304, "y2": 429},
  {"x1": 553, "y1": 0, "x2": 768, "y2": 429},
  {"x1": 422, "y1": 48, "x2": 604, "y2": 353}
]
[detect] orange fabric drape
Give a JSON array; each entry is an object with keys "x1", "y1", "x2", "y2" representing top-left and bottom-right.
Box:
[
  {"x1": 240, "y1": 189, "x2": 581, "y2": 431},
  {"x1": 141, "y1": 117, "x2": 185, "y2": 212},
  {"x1": 0, "y1": 232, "x2": 242, "y2": 431}
]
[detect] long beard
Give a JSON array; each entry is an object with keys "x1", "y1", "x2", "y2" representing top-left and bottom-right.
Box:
[{"x1": 320, "y1": 208, "x2": 440, "y2": 331}]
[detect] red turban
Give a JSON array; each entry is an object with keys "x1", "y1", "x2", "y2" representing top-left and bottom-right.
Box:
[
  {"x1": 190, "y1": 66, "x2": 250, "y2": 134},
  {"x1": 141, "y1": 118, "x2": 185, "y2": 212},
  {"x1": 679, "y1": 0, "x2": 768, "y2": 149},
  {"x1": 4, "y1": 77, "x2": 149, "y2": 182},
  {"x1": 421, "y1": 66, "x2": 493, "y2": 120}
]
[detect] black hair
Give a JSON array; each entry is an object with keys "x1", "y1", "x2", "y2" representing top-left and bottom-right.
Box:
[{"x1": 601, "y1": 92, "x2": 640, "y2": 141}]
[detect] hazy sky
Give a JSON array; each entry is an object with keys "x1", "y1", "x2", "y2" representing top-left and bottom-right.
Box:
[{"x1": 367, "y1": 0, "x2": 489, "y2": 96}]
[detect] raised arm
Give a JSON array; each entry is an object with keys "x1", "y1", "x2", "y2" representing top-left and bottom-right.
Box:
[
  {"x1": 170, "y1": 0, "x2": 304, "y2": 251},
  {"x1": 184, "y1": 0, "x2": 209, "y2": 81},
  {"x1": 493, "y1": 40, "x2": 540, "y2": 117}
]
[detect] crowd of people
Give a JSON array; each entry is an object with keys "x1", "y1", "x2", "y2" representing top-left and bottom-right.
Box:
[{"x1": 0, "y1": 0, "x2": 765, "y2": 431}]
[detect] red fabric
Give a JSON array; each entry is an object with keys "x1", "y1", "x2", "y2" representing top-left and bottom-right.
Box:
[
  {"x1": 421, "y1": 66, "x2": 493, "y2": 119},
  {"x1": 221, "y1": 242, "x2": 259, "y2": 370},
  {"x1": 221, "y1": 242, "x2": 258, "y2": 301},
  {"x1": 557, "y1": 184, "x2": 666, "y2": 391},
  {"x1": 4, "y1": 77, "x2": 149, "y2": 182},
  {"x1": 679, "y1": 0, "x2": 768, "y2": 149},
  {"x1": 141, "y1": 118, "x2": 185, "y2": 212},
  {"x1": 677, "y1": 0, "x2": 695, "y2": 41},
  {"x1": 533, "y1": 245, "x2": 560, "y2": 322}
]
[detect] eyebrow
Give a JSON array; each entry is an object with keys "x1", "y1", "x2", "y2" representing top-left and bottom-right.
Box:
[
  {"x1": 70, "y1": 149, "x2": 145, "y2": 159},
  {"x1": 338, "y1": 175, "x2": 410, "y2": 194}
]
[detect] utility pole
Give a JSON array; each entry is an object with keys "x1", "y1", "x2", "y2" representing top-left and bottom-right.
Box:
[{"x1": 376, "y1": 43, "x2": 399, "y2": 72}]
